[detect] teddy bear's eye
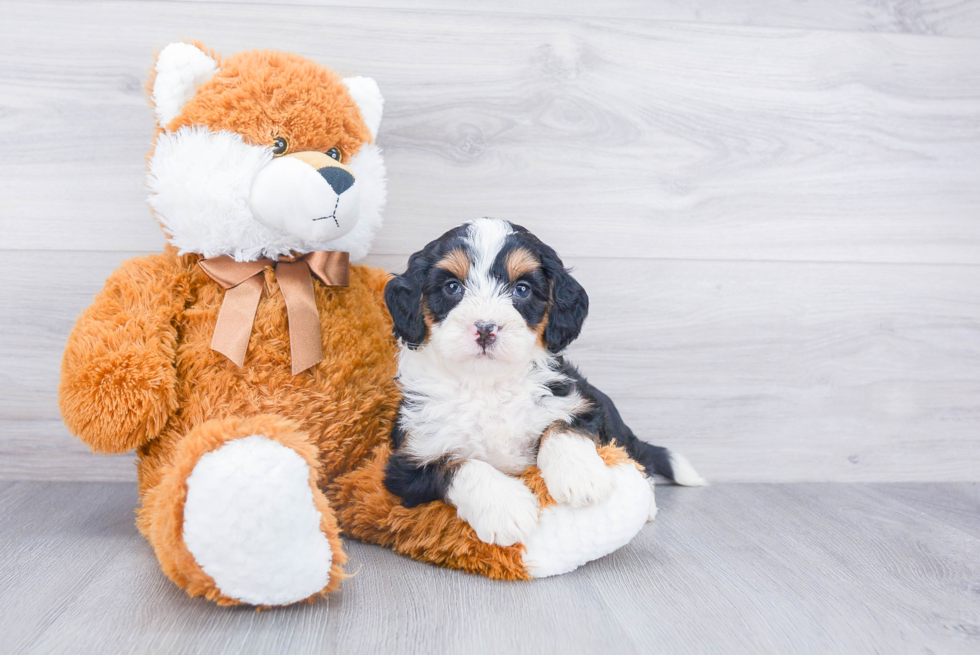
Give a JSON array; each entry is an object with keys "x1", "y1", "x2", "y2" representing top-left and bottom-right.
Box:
[
  {"x1": 326, "y1": 147, "x2": 342, "y2": 162},
  {"x1": 272, "y1": 137, "x2": 289, "y2": 156}
]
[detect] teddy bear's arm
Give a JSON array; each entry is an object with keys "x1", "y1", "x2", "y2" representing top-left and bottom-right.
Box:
[{"x1": 58, "y1": 252, "x2": 190, "y2": 454}]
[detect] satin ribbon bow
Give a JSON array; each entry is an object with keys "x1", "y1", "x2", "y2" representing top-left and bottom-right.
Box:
[{"x1": 198, "y1": 251, "x2": 350, "y2": 375}]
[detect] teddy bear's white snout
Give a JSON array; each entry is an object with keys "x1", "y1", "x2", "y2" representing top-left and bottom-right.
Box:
[{"x1": 250, "y1": 155, "x2": 361, "y2": 244}]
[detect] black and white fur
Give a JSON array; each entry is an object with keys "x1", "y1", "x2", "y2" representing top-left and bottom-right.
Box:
[{"x1": 383, "y1": 218, "x2": 704, "y2": 547}]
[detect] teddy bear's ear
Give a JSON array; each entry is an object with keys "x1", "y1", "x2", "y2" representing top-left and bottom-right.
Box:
[
  {"x1": 151, "y1": 42, "x2": 219, "y2": 129},
  {"x1": 342, "y1": 76, "x2": 384, "y2": 141}
]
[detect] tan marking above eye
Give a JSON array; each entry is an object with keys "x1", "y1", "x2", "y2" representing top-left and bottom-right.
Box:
[
  {"x1": 505, "y1": 247, "x2": 541, "y2": 281},
  {"x1": 435, "y1": 248, "x2": 471, "y2": 281}
]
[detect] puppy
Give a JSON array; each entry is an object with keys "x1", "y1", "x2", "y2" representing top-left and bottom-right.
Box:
[{"x1": 383, "y1": 218, "x2": 704, "y2": 546}]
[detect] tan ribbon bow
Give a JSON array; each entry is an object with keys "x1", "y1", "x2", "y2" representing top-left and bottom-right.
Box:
[{"x1": 198, "y1": 251, "x2": 350, "y2": 375}]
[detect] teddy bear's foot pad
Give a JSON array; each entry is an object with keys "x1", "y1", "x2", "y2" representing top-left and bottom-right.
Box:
[
  {"x1": 522, "y1": 462, "x2": 652, "y2": 578},
  {"x1": 183, "y1": 434, "x2": 334, "y2": 605}
]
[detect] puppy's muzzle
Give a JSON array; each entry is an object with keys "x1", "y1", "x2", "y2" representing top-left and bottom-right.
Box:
[
  {"x1": 475, "y1": 321, "x2": 497, "y2": 350},
  {"x1": 250, "y1": 150, "x2": 361, "y2": 243}
]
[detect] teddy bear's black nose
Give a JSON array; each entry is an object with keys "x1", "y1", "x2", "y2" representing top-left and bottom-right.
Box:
[{"x1": 318, "y1": 166, "x2": 355, "y2": 195}]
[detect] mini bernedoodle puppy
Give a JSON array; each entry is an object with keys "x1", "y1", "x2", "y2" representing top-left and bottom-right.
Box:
[{"x1": 383, "y1": 218, "x2": 704, "y2": 547}]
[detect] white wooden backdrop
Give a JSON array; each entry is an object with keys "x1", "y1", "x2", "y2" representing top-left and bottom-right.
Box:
[{"x1": 1, "y1": 0, "x2": 979, "y2": 482}]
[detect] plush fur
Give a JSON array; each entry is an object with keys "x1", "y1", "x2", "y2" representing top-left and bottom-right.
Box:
[
  {"x1": 62, "y1": 43, "x2": 401, "y2": 606},
  {"x1": 140, "y1": 414, "x2": 347, "y2": 606},
  {"x1": 146, "y1": 44, "x2": 385, "y2": 262},
  {"x1": 59, "y1": 43, "x2": 681, "y2": 607},
  {"x1": 183, "y1": 434, "x2": 336, "y2": 606},
  {"x1": 332, "y1": 440, "x2": 639, "y2": 580}
]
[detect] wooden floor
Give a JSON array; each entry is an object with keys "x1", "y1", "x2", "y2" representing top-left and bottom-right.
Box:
[{"x1": 1, "y1": 481, "x2": 977, "y2": 654}]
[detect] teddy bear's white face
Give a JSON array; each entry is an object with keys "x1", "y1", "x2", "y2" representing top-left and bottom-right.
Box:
[
  {"x1": 250, "y1": 151, "x2": 362, "y2": 244},
  {"x1": 145, "y1": 43, "x2": 386, "y2": 262}
]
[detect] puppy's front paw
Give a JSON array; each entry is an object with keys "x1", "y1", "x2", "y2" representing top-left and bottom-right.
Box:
[
  {"x1": 538, "y1": 431, "x2": 615, "y2": 508},
  {"x1": 447, "y1": 459, "x2": 540, "y2": 546}
]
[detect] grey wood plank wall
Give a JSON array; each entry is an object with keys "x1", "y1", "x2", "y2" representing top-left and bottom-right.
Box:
[{"x1": 1, "y1": 0, "x2": 978, "y2": 482}]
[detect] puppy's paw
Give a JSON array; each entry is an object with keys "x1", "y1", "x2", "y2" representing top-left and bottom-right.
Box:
[
  {"x1": 447, "y1": 459, "x2": 540, "y2": 546},
  {"x1": 538, "y1": 431, "x2": 615, "y2": 508}
]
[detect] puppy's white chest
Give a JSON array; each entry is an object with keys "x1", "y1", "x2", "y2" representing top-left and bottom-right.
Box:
[{"x1": 403, "y1": 380, "x2": 578, "y2": 475}]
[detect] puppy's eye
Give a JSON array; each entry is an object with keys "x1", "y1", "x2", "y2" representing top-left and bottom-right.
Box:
[
  {"x1": 513, "y1": 282, "x2": 531, "y2": 299},
  {"x1": 326, "y1": 147, "x2": 342, "y2": 161},
  {"x1": 272, "y1": 137, "x2": 289, "y2": 156},
  {"x1": 444, "y1": 280, "x2": 462, "y2": 295}
]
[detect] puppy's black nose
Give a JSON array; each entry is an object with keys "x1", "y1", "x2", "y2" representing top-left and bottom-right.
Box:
[
  {"x1": 318, "y1": 166, "x2": 355, "y2": 195},
  {"x1": 475, "y1": 321, "x2": 497, "y2": 349}
]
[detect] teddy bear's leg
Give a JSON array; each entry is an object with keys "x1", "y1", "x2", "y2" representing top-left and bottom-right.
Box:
[
  {"x1": 139, "y1": 415, "x2": 345, "y2": 606},
  {"x1": 519, "y1": 445, "x2": 653, "y2": 578},
  {"x1": 329, "y1": 442, "x2": 650, "y2": 580},
  {"x1": 329, "y1": 442, "x2": 533, "y2": 580}
]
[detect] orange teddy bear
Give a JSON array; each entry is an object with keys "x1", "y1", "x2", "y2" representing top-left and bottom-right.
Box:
[{"x1": 58, "y1": 42, "x2": 655, "y2": 607}]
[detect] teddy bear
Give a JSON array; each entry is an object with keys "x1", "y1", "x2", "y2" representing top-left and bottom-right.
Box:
[{"x1": 58, "y1": 41, "x2": 655, "y2": 607}]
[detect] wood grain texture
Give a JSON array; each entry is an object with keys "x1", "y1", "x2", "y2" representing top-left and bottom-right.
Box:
[
  {"x1": 0, "y1": 421, "x2": 136, "y2": 482},
  {"x1": 1, "y1": 481, "x2": 977, "y2": 654},
  {"x1": 4, "y1": 251, "x2": 978, "y2": 482},
  {"x1": 2, "y1": 1, "x2": 979, "y2": 482},
  {"x1": 1, "y1": 1, "x2": 979, "y2": 263},
  {"x1": 124, "y1": 0, "x2": 980, "y2": 38}
]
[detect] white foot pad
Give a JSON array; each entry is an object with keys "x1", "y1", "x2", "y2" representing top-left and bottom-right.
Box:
[
  {"x1": 183, "y1": 435, "x2": 333, "y2": 605},
  {"x1": 523, "y1": 463, "x2": 651, "y2": 578}
]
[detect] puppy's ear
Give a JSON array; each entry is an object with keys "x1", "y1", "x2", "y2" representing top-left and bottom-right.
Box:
[
  {"x1": 541, "y1": 248, "x2": 589, "y2": 353},
  {"x1": 385, "y1": 251, "x2": 429, "y2": 349}
]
